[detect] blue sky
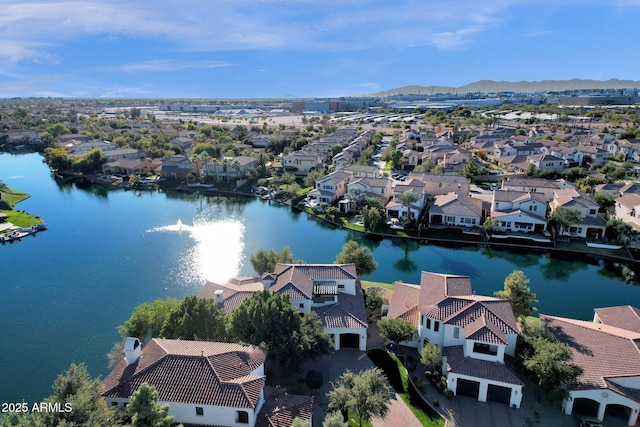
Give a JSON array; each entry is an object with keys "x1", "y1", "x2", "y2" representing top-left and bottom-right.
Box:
[{"x1": 1, "y1": 0, "x2": 639, "y2": 98}]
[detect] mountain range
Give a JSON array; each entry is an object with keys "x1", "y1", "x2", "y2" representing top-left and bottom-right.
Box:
[{"x1": 370, "y1": 79, "x2": 640, "y2": 96}]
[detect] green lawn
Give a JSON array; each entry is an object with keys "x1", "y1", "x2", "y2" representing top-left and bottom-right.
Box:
[
  {"x1": 1, "y1": 188, "x2": 43, "y2": 228},
  {"x1": 367, "y1": 349, "x2": 445, "y2": 427},
  {"x1": 361, "y1": 280, "x2": 395, "y2": 291}
]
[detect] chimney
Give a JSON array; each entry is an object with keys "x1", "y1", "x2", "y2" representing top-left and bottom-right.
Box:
[
  {"x1": 124, "y1": 337, "x2": 141, "y2": 366},
  {"x1": 214, "y1": 289, "x2": 225, "y2": 305}
]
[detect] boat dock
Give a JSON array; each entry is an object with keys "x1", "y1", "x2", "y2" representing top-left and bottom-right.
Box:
[{"x1": 0, "y1": 224, "x2": 46, "y2": 243}]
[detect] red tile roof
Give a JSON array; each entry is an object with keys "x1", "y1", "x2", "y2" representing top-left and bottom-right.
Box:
[
  {"x1": 443, "y1": 346, "x2": 523, "y2": 385},
  {"x1": 257, "y1": 387, "x2": 313, "y2": 427},
  {"x1": 594, "y1": 305, "x2": 640, "y2": 334},
  {"x1": 270, "y1": 264, "x2": 357, "y2": 299},
  {"x1": 541, "y1": 314, "x2": 640, "y2": 390},
  {"x1": 103, "y1": 339, "x2": 266, "y2": 408}
]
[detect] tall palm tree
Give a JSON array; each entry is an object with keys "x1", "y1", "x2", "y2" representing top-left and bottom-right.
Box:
[
  {"x1": 222, "y1": 158, "x2": 231, "y2": 182},
  {"x1": 209, "y1": 158, "x2": 219, "y2": 182},
  {"x1": 396, "y1": 190, "x2": 421, "y2": 223},
  {"x1": 230, "y1": 159, "x2": 241, "y2": 187}
]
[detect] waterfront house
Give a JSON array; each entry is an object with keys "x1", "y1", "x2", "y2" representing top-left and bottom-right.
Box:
[
  {"x1": 306, "y1": 171, "x2": 351, "y2": 205},
  {"x1": 282, "y1": 150, "x2": 323, "y2": 177},
  {"x1": 342, "y1": 164, "x2": 379, "y2": 179},
  {"x1": 386, "y1": 271, "x2": 523, "y2": 408},
  {"x1": 200, "y1": 264, "x2": 368, "y2": 351},
  {"x1": 157, "y1": 155, "x2": 194, "y2": 179},
  {"x1": 385, "y1": 178, "x2": 427, "y2": 222},
  {"x1": 428, "y1": 192, "x2": 483, "y2": 228},
  {"x1": 202, "y1": 156, "x2": 257, "y2": 182},
  {"x1": 613, "y1": 193, "x2": 640, "y2": 232},
  {"x1": 489, "y1": 191, "x2": 548, "y2": 234},
  {"x1": 541, "y1": 306, "x2": 640, "y2": 426},
  {"x1": 549, "y1": 188, "x2": 606, "y2": 239},
  {"x1": 501, "y1": 177, "x2": 575, "y2": 202},
  {"x1": 408, "y1": 173, "x2": 471, "y2": 202},
  {"x1": 102, "y1": 338, "x2": 312, "y2": 427}
]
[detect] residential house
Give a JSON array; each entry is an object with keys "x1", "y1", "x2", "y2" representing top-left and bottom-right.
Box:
[
  {"x1": 101, "y1": 158, "x2": 159, "y2": 175},
  {"x1": 200, "y1": 264, "x2": 368, "y2": 351},
  {"x1": 331, "y1": 151, "x2": 354, "y2": 171},
  {"x1": 307, "y1": 171, "x2": 351, "y2": 204},
  {"x1": 575, "y1": 145, "x2": 608, "y2": 164},
  {"x1": 616, "y1": 138, "x2": 640, "y2": 162},
  {"x1": 342, "y1": 164, "x2": 379, "y2": 179},
  {"x1": 202, "y1": 156, "x2": 258, "y2": 182},
  {"x1": 103, "y1": 338, "x2": 312, "y2": 427},
  {"x1": 542, "y1": 306, "x2": 640, "y2": 426},
  {"x1": 156, "y1": 155, "x2": 194, "y2": 179},
  {"x1": 613, "y1": 193, "x2": 640, "y2": 231},
  {"x1": 489, "y1": 191, "x2": 548, "y2": 234},
  {"x1": 401, "y1": 148, "x2": 420, "y2": 171},
  {"x1": 549, "y1": 188, "x2": 606, "y2": 239},
  {"x1": 345, "y1": 177, "x2": 392, "y2": 212},
  {"x1": 541, "y1": 146, "x2": 584, "y2": 167},
  {"x1": 408, "y1": 173, "x2": 471, "y2": 202},
  {"x1": 385, "y1": 178, "x2": 426, "y2": 222},
  {"x1": 282, "y1": 150, "x2": 323, "y2": 177},
  {"x1": 501, "y1": 177, "x2": 575, "y2": 202},
  {"x1": 386, "y1": 271, "x2": 523, "y2": 408},
  {"x1": 527, "y1": 153, "x2": 565, "y2": 173},
  {"x1": 428, "y1": 193, "x2": 483, "y2": 228}
]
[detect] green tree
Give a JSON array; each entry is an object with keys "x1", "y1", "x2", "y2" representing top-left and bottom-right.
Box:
[
  {"x1": 365, "y1": 288, "x2": 384, "y2": 312},
  {"x1": 548, "y1": 206, "x2": 582, "y2": 236},
  {"x1": 292, "y1": 418, "x2": 311, "y2": 427},
  {"x1": 44, "y1": 147, "x2": 72, "y2": 171},
  {"x1": 518, "y1": 319, "x2": 583, "y2": 401},
  {"x1": 593, "y1": 191, "x2": 616, "y2": 209},
  {"x1": 303, "y1": 169, "x2": 325, "y2": 188},
  {"x1": 378, "y1": 318, "x2": 416, "y2": 347},
  {"x1": 395, "y1": 190, "x2": 421, "y2": 223},
  {"x1": 327, "y1": 368, "x2": 391, "y2": 427},
  {"x1": 462, "y1": 160, "x2": 479, "y2": 179},
  {"x1": 420, "y1": 342, "x2": 442, "y2": 372},
  {"x1": 297, "y1": 311, "x2": 333, "y2": 361},
  {"x1": 231, "y1": 290, "x2": 301, "y2": 363},
  {"x1": 117, "y1": 298, "x2": 181, "y2": 344},
  {"x1": 323, "y1": 411, "x2": 347, "y2": 427},
  {"x1": 249, "y1": 246, "x2": 295, "y2": 275},
  {"x1": 494, "y1": 270, "x2": 538, "y2": 319},
  {"x1": 525, "y1": 163, "x2": 538, "y2": 177},
  {"x1": 334, "y1": 240, "x2": 377, "y2": 276},
  {"x1": 41, "y1": 363, "x2": 123, "y2": 427},
  {"x1": 127, "y1": 383, "x2": 174, "y2": 427},
  {"x1": 360, "y1": 204, "x2": 382, "y2": 231},
  {"x1": 71, "y1": 148, "x2": 107, "y2": 174},
  {"x1": 325, "y1": 205, "x2": 340, "y2": 222},
  {"x1": 161, "y1": 295, "x2": 228, "y2": 341},
  {"x1": 606, "y1": 217, "x2": 633, "y2": 241}
]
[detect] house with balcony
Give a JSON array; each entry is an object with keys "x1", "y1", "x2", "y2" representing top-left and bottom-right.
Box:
[
  {"x1": 103, "y1": 338, "x2": 313, "y2": 427},
  {"x1": 613, "y1": 193, "x2": 640, "y2": 232},
  {"x1": 306, "y1": 171, "x2": 351, "y2": 205},
  {"x1": 385, "y1": 178, "x2": 427, "y2": 222},
  {"x1": 157, "y1": 155, "x2": 194, "y2": 179},
  {"x1": 282, "y1": 150, "x2": 323, "y2": 177},
  {"x1": 549, "y1": 188, "x2": 606, "y2": 239},
  {"x1": 202, "y1": 156, "x2": 257, "y2": 182},
  {"x1": 489, "y1": 191, "x2": 548, "y2": 234},
  {"x1": 428, "y1": 193, "x2": 482, "y2": 228},
  {"x1": 542, "y1": 306, "x2": 640, "y2": 427},
  {"x1": 200, "y1": 264, "x2": 367, "y2": 351},
  {"x1": 386, "y1": 271, "x2": 523, "y2": 408}
]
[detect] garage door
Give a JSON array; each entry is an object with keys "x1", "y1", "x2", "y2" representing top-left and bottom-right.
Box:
[
  {"x1": 487, "y1": 384, "x2": 512, "y2": 405},
  {"x1": 339, "y1": 333, "x2": 360, "y2": 348},
  {"x1": 456, "y1": 379, "x2": 480, "y2": 399}
]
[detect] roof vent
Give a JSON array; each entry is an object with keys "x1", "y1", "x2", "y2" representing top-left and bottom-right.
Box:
[{"x1": 214, "y1": 289, "x2": 225, "y2": 305}]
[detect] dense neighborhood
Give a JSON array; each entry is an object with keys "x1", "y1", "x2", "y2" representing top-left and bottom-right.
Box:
[{"x1": 2, "y1": 95, "x2": 640, "y2": 427}]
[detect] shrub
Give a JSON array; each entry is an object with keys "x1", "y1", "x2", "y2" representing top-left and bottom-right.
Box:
[
  {"x1": 445, "y1": 389, "x2": 454, "y2": 400},
  {"x1": 0, "y1": 200, "x2": 13, "y2": 210}
]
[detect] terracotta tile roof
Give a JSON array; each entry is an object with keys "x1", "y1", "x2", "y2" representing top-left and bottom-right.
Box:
[
  {"x1": 386, "y1": 282, "x2": 421, "y2": 326},
  {"x1": 464, "y1": 314, "x2": 508, "y2": 345},
  {"x1": 103, "y1": 339, "x2": 266, "y2": 408},
  {"x1": 541, "y1": 314, "x2": 640, "y2": 390},
  {"x1": 418, "y1": 271, "x2": 472, "y2": 308},
  {"x1": 594, "y1": 305, "x2": 640, "y2": 333},
  {"x1": 270, "y1": 264, "x2": 357, "y2": 299},
  {"x1": 199, "y1": 280, "x2": 263, "y2": 315},
  {"x1": 430, "y1": 193, "x2": 482, "y2": 217},
  {"x1": 443, "y1": 346, "x2": 523, "y2": 385},
  {"x1": 257, "y1": 387, "x2": 313, "y2": 427}
]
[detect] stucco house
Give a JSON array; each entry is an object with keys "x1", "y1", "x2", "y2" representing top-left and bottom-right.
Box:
[
  {"x1": 102, "y1": 338, "x2": 312, "y2": 427},
  {"x1": 202, "y1": 156, "x2": 258, "y2": 182},
  {"x1": 385, "y1": 178, "x2": 427, "y2": 222},
  {"x1": 282, "y1": 150, "x2": 323, "y2": 177},
  {"x1": 200, "y1": 264, "x2": 368, "y2": 351},
  {"x1": 489, "y1": 191, "x2": 548, "y2": 234},
  {"x1": 386, "y1": 271, "x2": 523, "y2": 408},
  {"x1": 542, "y1": 306, "x2": 640, "y2": 426},
  {"x1": 549, "y1": 188, "x2": 606, "y2": 239},
  {"x1": 408, "y1": 173, "x2": 471, "y2": 202},
  {"x1": 157, "y1": 155, "x2": 194, "y2": 179},
  {"x1": 613, "y1": 193, "x2": 640, "y2": 232},
  {"x1": 306, "y1": 171, "x2": 351, "y2": 204},
  {"x1": 501, "y1": 177, "x2": 575, "y2": 202},
  {"x1": 428, "y1": 192, "x2": 483, "y2": 228}
]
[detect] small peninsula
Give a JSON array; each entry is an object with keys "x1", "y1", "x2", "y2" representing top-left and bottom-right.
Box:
[{"x1": 0, "y1": 182, "x2": 46, "y2": 242}]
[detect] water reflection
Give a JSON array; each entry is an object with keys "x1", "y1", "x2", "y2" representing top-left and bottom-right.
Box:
[
  {"x1": 149, "y1": 218, "x2": 245, "y2": 284},
  {"x1": 540, "y1": 257, "x2": 589, "y2": 281}
]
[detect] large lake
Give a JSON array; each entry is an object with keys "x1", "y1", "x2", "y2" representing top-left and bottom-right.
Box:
[{"x1": 1, "y1": 152, "x2": 639, "y2": 403}]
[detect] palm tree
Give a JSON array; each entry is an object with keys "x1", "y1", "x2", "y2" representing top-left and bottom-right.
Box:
[
  {"x1": 395, "y1": 190, "x2": 421, "y2": 224},
  {"x1": 230, "y1": 159, "x2": 241, "y2": 187},
  {"x1": 222, "y1": 158, "x2": 230, "y2": 182},
  {"x1": 209, "y1": 158, "x2": 219, "y2": 182}
]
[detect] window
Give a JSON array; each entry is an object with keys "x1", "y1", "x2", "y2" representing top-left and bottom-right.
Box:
[
  {"x1": 111, "y1": 401, "x2": 119, "y2": 407},
  {"x1": 236, "y1": 411, "x2": 249, "y2": 424},
  {"x1": 299, "y1": 303, "x2": 304, "y2": 308},
  {"x1": 453, "y1": 327, "x2": 460, "y2": 339},
  {"x1": 473, "y1": 342, "x2": 498, "y2": 356},
  {"x1": 196, "y1": 407, "x2": 204, "y2": 416},
  {"x1": 426, "y1": 318, "x2": 431, "y2": 329},
  {"x1": 589, "y1": 209, "x2": 596, "y2": 215},
  {"x1": 434, "y1": 321, "x2": 440, "y2": 332},
  {"x1": 338, "y1": 284, "x2": 345, "y2": 290}
]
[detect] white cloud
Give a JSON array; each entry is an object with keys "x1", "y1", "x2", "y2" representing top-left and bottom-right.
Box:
[{"x1": 100, "y1": 60, "x2": 232, "y2": 73}]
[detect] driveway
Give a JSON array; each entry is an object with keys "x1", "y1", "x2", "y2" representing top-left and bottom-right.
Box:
[{"x1": 301, "y1": 349, "x2": 421, "y2": 427}]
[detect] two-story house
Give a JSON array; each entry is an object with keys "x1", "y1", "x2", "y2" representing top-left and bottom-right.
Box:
[
  {"x1": 385, "y1": 178, "x2": 427, "y2": 222},
  {"x1": 103, "y1": 338, "x2": 313, "y2": 427},
  {"x1": 306, "y1": 171, "x2": 351, "y2": 205},
  {"x1": 613, "y1": 193, "x2": 640, "y2": 231},
  {"x1": 282, "y1": 150, "x2": 323, "y2": 177},
  {"x1": 157, "y1": 155, "x2": 194, "y2": 179},
  {"x1": 501, "y1": 177, "x2": 575, "y2": 202},
  {"x1": 386, "y1": 271, "x2": 523, "y2": 408},
  {"x1": 542, "y1": 306, "x2": 640, "y2": 426},
  {"x1": 489, "y1": 191, "x2": 548, "y2": 234},
  {"x1": 202, "y1": 156, "x2": 258, "y2": 182},
  {"x1": 549, "y1": 188, "x2": 607, "y2": 239},
  {"x1": 200, "y1": 264, "x2": 368, "y2": 351}
]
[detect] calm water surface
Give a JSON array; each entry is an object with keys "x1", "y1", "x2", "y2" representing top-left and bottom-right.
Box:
[{"x1": 1, "y1": 152, "x2": 639, "y2": 403}]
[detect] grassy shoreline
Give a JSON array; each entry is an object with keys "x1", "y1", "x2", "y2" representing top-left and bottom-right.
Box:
[{"x1": 0, "y1": 187, "x2": 43, "y2": 229}]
